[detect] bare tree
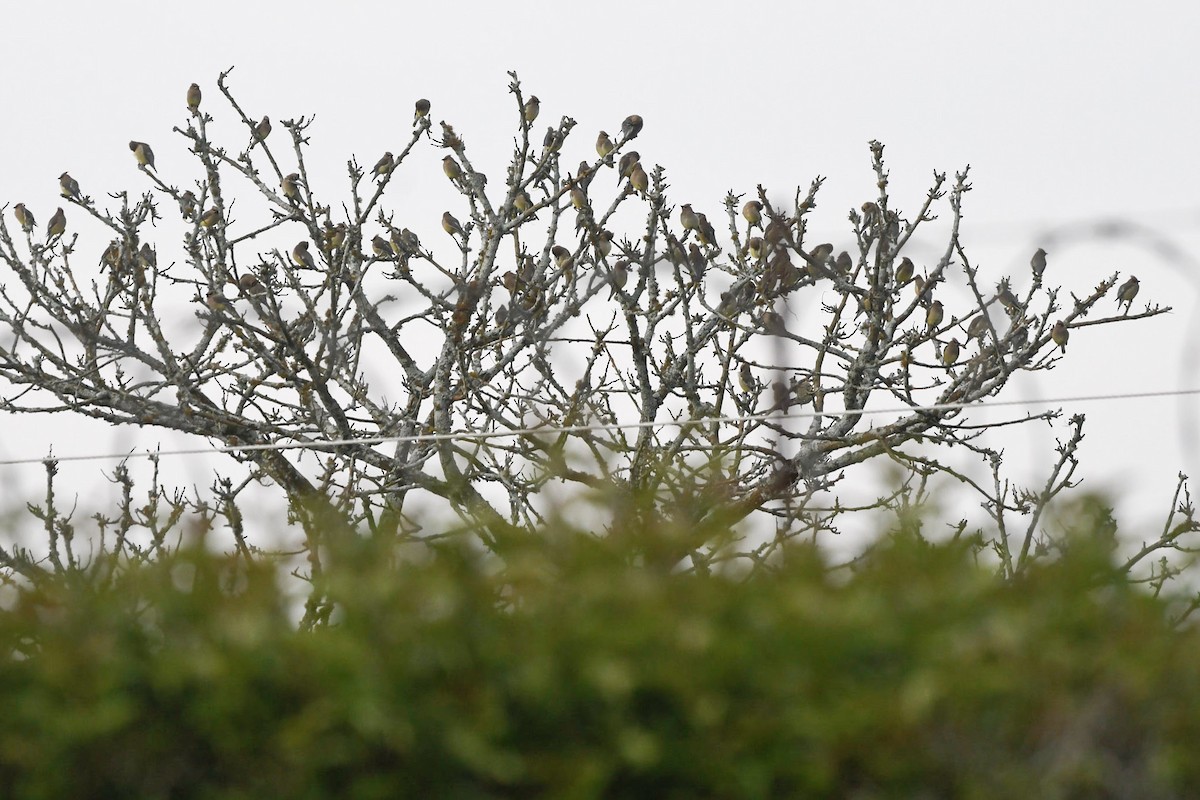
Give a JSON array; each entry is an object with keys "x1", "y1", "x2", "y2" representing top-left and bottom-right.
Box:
[{"x1": 0, "y1": 69, "x2": 1181, "y2": 621}]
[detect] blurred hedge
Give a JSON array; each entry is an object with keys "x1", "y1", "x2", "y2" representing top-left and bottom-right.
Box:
[{"x1": 0, "y1": 516, "x2": 1197, "y2": 798}]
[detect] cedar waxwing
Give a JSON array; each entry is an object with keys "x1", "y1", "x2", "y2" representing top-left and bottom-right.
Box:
[
  {"x1": 996, "y1": 282, "x2": 1020, "y2": 314},
  {"x1": 593, "y1": 229, "x2": 614, "y2": 259},
  {"x1": 372, "y1": 152, "x2": 395, "y2": 178},
  {"x1": 762, "y1": 310, "x2": 788, "y2": 337},
  {"x1": 443, "y1": 155, "x2": 463, "y2": 181},
  {"x1": 966, "y1": 314, "x2": 990, "y2": 342},
  {"x1": 596, "y1": 131, "x2": 615, "y2": 165},
  {"x1": 808, "y1": 242, "x2": 834, "y2": 265},
  {"x1": 942, "y1": 338, "x2": 960, "y2": 367},
  {"x1": 414, "y1": 98, "x2": 431, "y2": 124},
  {"x1": 442, "y1": 211, "x2": 464, "y2": 238},
  {"x1": 748, "y1": 236, "x2": 764, "y2": 261},
  {"x1": 570, "y1": 187, "x2": 588, "y2": 211},
  {"x1": 282, "y1": 173, "x2": 302, "y2": 204},
  {"x1": 199, "y1": 207, "x2": 220, "y2": 228},
  {"x1": 1031, "y1": 248, "x2": 1047, "y2": 280},
  {"x1": 575, "y1": 160, "x2": 595, "y2": 190},
  {"x1": 501, "y1": 270, "x2": 519, "y2": 295},
  {"x1": 771, "y1": 381, "x2": 791, "y2": 412},
  {"x1": 609, "y1": 260, "x2": 629, "y2": 298},
  {"x1": 621, "y1": 114, "x2": 643, "y2": 141},
  {"x1": 205, "y1": 290, "x2": 232, "y2": 313},
  {"x1": 46, "y1": 207, "x2": 66, "y2": 239},
  {"x1": 687, "y1": 244, "x2": 706, "y2": 283},
  {"x1": 238, "y1": 272, "x2": 265, "y2": 296},
  {"x1": 1116, "y1": 275, "x2": 1140, "y2": 314},
  {"x1": 13, "y1": 203, "x2": 34, "y2": 231},
  {"x1": 834, "y1": 250, "x2": 853, "y2": 276},
  {"x1": 696, "y1": 213, "x2": 717, "y2": 247},
  {"x1": 739, "y1": 362, "x2": 755, "y2": 394},
  {"x1": 59, "y1": 172, "x2": 81, "y2": 199},
  {"x1": 793, "y1": 377, "x2": 816, "y2": 407},
  {"x1": 100, "y1": 241, "x2": 121, "y2": 270},
  {"x1": 138, "y1": 243, "x2": 156, "y2": 270},
  {"x1": 629, "y1": 164, "x2": 649, "y2": 197},
  {"x1": 393, "y1": 227, "x2": 419, "y2": 256},
  {"x1": 514, "y1": 190, "x2": 533, "y2": 215},
  {"x1": 1051, "y1": 320, "x2": 1069, "y2": 352},
  {"x1": 551, "y1": 245, "x2": 574, "y2": 272},
  {"x1": 291, "y1": 241, "x2": 316, "y2": 270},
  {"x1": 371, "y1": 235, "x2": 392, "y2": 258},
  {"x1": 926, "y1": 300, "x2": 944, "y2": 331},
  {"x1": 542, "y1": 127, "x2": 560, "y2": 152},
  {"x1": 186, "y1": 83, "x2": 201, "y2": 114},
  {"x1": 895, "y1": 256, "x2": 914, "y2": 285},
  {"x1": 178, "y1": 190, "x2": 197, "y2": 219},
  {"x1": 680, "y1": 203, "x2": 699, "y2": 233},
  {"x1": 254, "y1": 116, "x2": 272, "y2": 142},
  {"x1": 326, "y1": 223, "x2": 347, "y2": 252},
  {"x1": 129, "y1": 141, "x2": 155, "y2": 170},
  {"x1": 617, "y1": 151, "x2": 640, "y2": 183},
  {"x1": 742, "y1": 200, "x2": 763, "y2": 229},
  {"x1": 523, "y1": 95, "x2": 540, "y2": 123}
]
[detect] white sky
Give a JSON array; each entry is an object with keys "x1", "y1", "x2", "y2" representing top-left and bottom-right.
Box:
[{"x1": 0, "y1": 0, "x2": 1197, "y2": 543}]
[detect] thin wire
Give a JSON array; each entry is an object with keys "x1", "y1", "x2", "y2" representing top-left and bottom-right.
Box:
[{"x1": 2, "y1": 386, "x2": 1196, "y2": 468}]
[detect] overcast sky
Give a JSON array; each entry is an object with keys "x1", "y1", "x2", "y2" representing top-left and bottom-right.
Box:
[{"x1": 0, "y1": 0, "x2": 1197, "y2": 539}]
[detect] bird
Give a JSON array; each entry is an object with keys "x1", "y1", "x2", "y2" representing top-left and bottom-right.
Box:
[
  {"x1": 291, "y1": 241, "x2": 316, "y2": 270},
  {"x1": 680, "y1": 203, "x2": 700, "y2": 233},
  {"x1": 100, "y1": 241, "x2": 121, "y2": 270},
  {"x1": 371, "y1": 235, "x2": 393, "y2": 258},
  {"x1": 46, "y1": 207, "x2": 66, "y2": 239},
  {"x1": 609, "y1": 260, "x2": 629, "y2": 298},
  {"x1": 551, "y1": 245, "x2": 574, "y2": 272},
  {"x1": 747, "y1": 236, "x2": 765, "y2": 261},
  {"x1": 895, "y1": 257, "x2": 914, "y2": 285},
  {"x1": 742, "y1": 200, "x2": 763, "y2": 229},
  {"x1": 808, "y1": 242, "x2": 834, "y2": 268},
  {"x1": 523, "y1": 95, "x2": 540, "y2": 124},
  {"x1": 595, "y1": 131, "x2": 615, "y2": 165},
  {"x1": 593, "y1": 229, "x2": 614, "y2": 259},
  {"x1": 617, "y1": 151, "x2": 640, "y2": 184},
  {"x1": 1116, "y1": 275, "x2": 1140, "y2": 314},
  {"x1": 414, "y1": 98, "x2": 431, "y2": 124},
  {"x1": 443, "y1": 155, "x2": 463, "y2": 181},
  {"x1": 129, "y1": 141, "x2": 155, "y2": 171},
  {"x1": 198, "y1": 207, "x2": 220, "y2": 228},
  {"x1": 739, "y1": 362, "x2": 755, "y2": 394},
  {"x1": 59, "y1": 172, "x2": 81, "y2": 200},
  {"x1": 926, "y1": 300, "x2": 944, "y2": 331},
  {"x1": 237, "y1": 272, "x2": 266, "y2": 296},
  {"x1": 138, "y1": 243, "x2": 156, "y2": 270},
  {"x1": 621, "y1": 114, "x2": 643, "y2": 141},
  {"x1": 250, "y1": 116, "x2": 271, "y2": 144},
  {"x1": 442, "y1": 211, "x2": 464, "y2": 238},
  {"x1": 695, "y1": 213, "x2": 717, "y2": 247},
  {"x1": 996, "y1": 282, "x2": 1020, "y2": 315},
  {"x1": 205, "y1": 290, "x2": 232, "y2": 314},
  {"x1": 1031, "y1": 248, "x2": 1047, "y2": 281},
  {"x1": 282, "y1": 173, "x2": 303, "y2": 204},
  {"x1": 178, "y1": 190, "x2": 197, "y2": 219},
  {"x1": 1051, "y1": 320, "x2": 1069, "y2": 352},
  {"x1": 570, "y1": 187, "x2": 588, "y2": 211},
  {"x1": 834, "y1": 250, "x2": 853, "y2": 276},
  {"x1": 966, "y1": 314, "x2": 990, "y2": 342},
  {"x1": 942, "y1": 338, "x2": 960, "y2": 366},
  {"x1": 372, "y1": 152, "x2": 395, "y2": 179},
  {"x1": 687, "y1": 244, "x2": 706, "y2": 283},
  {"x1": 186, "y1": 83, "x2": 202, "y2": 115},
  {"x1": 762, "y1": 311, "x2": 788, "y2": 337},
  {"x1": 12, "y1": 203, "x2": 34, "y2": 231},
  {"x1": 629, "y1": 164, "x2": 649, "y2": 197}
]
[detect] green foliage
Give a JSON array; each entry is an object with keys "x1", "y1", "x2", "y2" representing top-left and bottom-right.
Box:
[{"x1": 0, "y1": 515, "x2": 1197, "y2": 798}]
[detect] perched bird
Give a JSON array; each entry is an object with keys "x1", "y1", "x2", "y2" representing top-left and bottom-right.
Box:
[
  {"x1": 1051, "y1": 320, "x2": 1069, "y2": 352},
  {"x1": 747, "y1": 236, "x2": 765, "y2": 261},
  {"x1": 291, "y1": 241, "x2": 316, "y2": 270},
  {"x1": 1116, "y1": 275, "x2": 1140, "y2": 314},
  {"x1": 327, "y1": 223, "x2": 348, "y2": 251},
  {"x1": 442, "y1": 211, "x2": 464, "y2": 238},
  {"x1": 609, "y1": 260, "x2": 629, "y2": 298},
  {"x1": 100, "y1": 241, "x2": 121, "y2": 270},
  {"x1": 514, "y1": 190, "x2": 534, "y2": 215},
  {"x1": 186, "y1": 82, "x2": 202, "y2": 114},
  {"x1": 414, "y1": 98, "x2": 431, "y2": 124},
  {"x1": 178, "y1": 190, "x2": 197, "y2": 219},
  {"x1": 371, "y1": 235, "x2": 393, "y2": 258},
  {"x1": 1031, "y1": 248, "x2": 1047, "y2": 281},
  {"x1": 542, "y1": 126, "x2": 561, "y2": 152},
  {"x1": 46, "y1": 207, "x2": 66, "y2": 239},
  {"x1": 443, "y1": 155, "x2": 463, "y2": 181},
  {"x1": 834, "y1": 250, "x2": 853, "y2": 276},
  {"x1": 771, "y1": 381, "x2": 791, "y2": 413},
  {"x1": 282, "y1": 173, "x2": 303, "y2": 204},
  {"x1": 199, "y1": 207, "x2": 220, "y2": 228},
  {"x1": 739, "y1": 362, "x2": 755, "y2": 394},
  {"x1": 762, "y1": 310, "x2": 788, "y2": 337},
  {"x1": 621, "y1": 114, "x2": 643, "y2": 141},
  {"x1": 742, "y1": 200, "x2": 763, "y2": 229},
  {"x1": 129, "y1": 140, "x2": 155, "y2": 170},
  {"x1": 695, "y1": 213, "x2": 717, "y2": 247},
  {"x1": 926, "y1": 299, "x2": 944, "y2": 331},
  {"x1": 629, "y1": 164, "x2": 649, "y2": 197},
  {"x1": 523, "y1": 95, "x2": 540, "y2": 123},
  {"x1": 254, "y1": 116, "x2": 272, "y2": 142},
  {"x1": 942, "y1": 338, "x2": 960, "y2": 366},
  {"x1": 687, "y1": 243, "x2": 706, "y2": 283},
  {"x1": 205, "y1": 290, "x2": 232, "y2": 314},
  {"x1": 570, "y1": 187, "x2": 588, "y2": 211},
  {"x1": 393, "y1": 227, "x2": 420, "y2": 256},
  {"x1": 680, "y1": 203, "x2": 700, "y2": 233},
  {"x1": 12, "y1": 203, "x2": 34, "y2": 231},
  {"x1": 595, "y1": 131, "x2": 615, "y2": 165},
  {"x1": 59, "y1": 172, "x2": 81, "y2": 199},
  {"x1": 551, "y1": 245, "x2": 574, "y2": 272},
  {"x1": 372, "y1": 152, "x2": 395, "y2": 179},
  {"x1": 793, "y1": 377, "x2": 816, "y2": 407},
  {"x1": 593, "y1": 229, "x2": 614, "y2": 259},
  {"x1": 996, "y1": 282, "x2": 1020, "y2": 315},
  {"x1": 895, "y1": 256, "x2": 914, "y2": 285},
  {"x1": 617, "y1": 151, "x2": 640, "y2": 183},
  {"x1": 966, "y1": 314, "x2": 990, "y2": 342},
  {"x1": 138, "y1": 243, "x2": 156, "y2": 270},
  {"x1": 808, "y1": 242, "x2": 834, "y2": 266},
  {"x1": 238, "y1": 272, "x2": 266, "y2": 296}
]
